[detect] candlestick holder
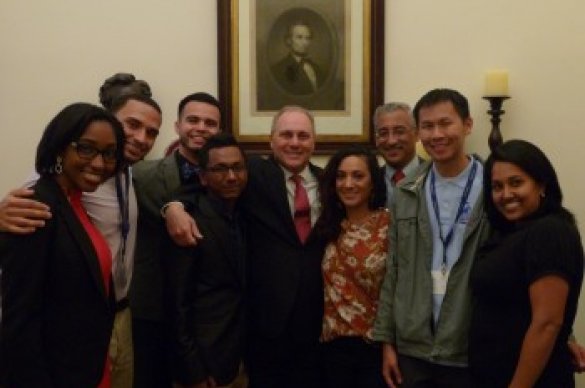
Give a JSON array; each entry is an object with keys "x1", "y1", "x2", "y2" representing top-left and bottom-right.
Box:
[{"x1": 483, "y1": 96, "x2": 510, "y2": 151}]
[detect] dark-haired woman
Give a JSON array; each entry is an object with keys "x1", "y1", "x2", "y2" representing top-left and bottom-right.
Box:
[
  {"x1": 0, "y1": 103, "x2": 126, "y2": 387},
  {"x1": 315, "y1": 146, "x2": 389, "y2": 388},
  {"x1": 469, "y1": 139, "x2": 584, "y2": 387}
]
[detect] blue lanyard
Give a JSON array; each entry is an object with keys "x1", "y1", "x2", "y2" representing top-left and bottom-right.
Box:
[
  {"x1": 430, "y1": 159, "x2": 477, "y2": 275},
  {"x1": 115, "y1": 167, "x2": 130, "y2": 261}
]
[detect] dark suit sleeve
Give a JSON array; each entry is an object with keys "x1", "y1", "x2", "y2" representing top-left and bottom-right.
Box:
[
  {"x1": 0, "y1": 206, "x2": 56, "y2": 386},
  {"x1": 165, "y1": 236, "x2": 208, "y2": 385},
  {"x1": 169, "y1": 182, "x2": 204, "y2": 213}
]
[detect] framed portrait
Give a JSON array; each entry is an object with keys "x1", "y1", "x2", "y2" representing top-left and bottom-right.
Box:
[{"x1": 218, "y1": 0, "x2": 384, "y2": 153}]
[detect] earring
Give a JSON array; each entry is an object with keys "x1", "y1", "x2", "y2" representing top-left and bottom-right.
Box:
[
  {"x1": 54, "y1": 156, "x2": 63, "y2": 174},
  {"x1": 540, "y1": 191, "x2": 546, "y2": 198}
]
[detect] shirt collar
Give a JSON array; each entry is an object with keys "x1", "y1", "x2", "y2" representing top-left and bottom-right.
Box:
[
  {"x1": 384, "y1": 155, "x2": 420, "y2": 179},
  {"x1": 281, "y1": 164, "x2": 315, "y2": 184}
]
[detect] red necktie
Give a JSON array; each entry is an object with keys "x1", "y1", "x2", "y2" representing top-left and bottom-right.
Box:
[
  {"x1": 291, "y1": 174, "x2": 311, "y2": 243},
  {"x1": 392, "y1": 169, "x2": 405, "y2": 185}
]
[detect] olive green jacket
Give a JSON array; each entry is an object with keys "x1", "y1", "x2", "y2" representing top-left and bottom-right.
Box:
[{"x1": 372, "y1": 161, "x2": 490, "y2": 366}]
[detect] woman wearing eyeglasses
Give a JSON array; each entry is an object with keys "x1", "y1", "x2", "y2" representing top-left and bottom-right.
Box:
[{"x1": 0, "y1": 103, "x2": 125, "y2": 387}]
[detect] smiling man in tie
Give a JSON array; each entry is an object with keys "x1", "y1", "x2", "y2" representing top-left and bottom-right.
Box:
[
  {"x1": 243, "y1": 105, "x2": 325, "y2": 388},
  {"x1": 162, "y1": 105, "x2": 326, "y2": 387},
  {"x1": 373, "y1": 102, "x2": 422, "y2": 209}
]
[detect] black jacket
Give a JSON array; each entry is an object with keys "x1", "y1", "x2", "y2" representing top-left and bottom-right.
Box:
[
  {"x1": 166, "y1": 194, "x2": 246, "y2": 386},
  {"x1": 0, "y1": 177, "x2": 115, "y2": 387},
  {"x1": 243, "y1": 156, "x2": 326, "y2": 344}
]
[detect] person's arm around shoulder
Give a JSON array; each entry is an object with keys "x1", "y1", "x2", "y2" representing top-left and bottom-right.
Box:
[
  {"x1": 0, "y1": 187, "x2": 51, "y2": 234},
  {"x1": 163, "y1": 201, "x2": 202, "y2": 247},
  {"x1": 509, "y1": 275, "x2": 568, "y2": 387}
]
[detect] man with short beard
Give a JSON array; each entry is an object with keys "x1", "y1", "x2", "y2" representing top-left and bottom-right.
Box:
[{"x1": 130, "y1": 92, "x2": 221, "y2": 388}]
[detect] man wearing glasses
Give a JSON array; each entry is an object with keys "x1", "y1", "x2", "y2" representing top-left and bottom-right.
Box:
[
  {"x1": 166, "y1": 133, "x2": 248, "y2": 388},
  {"x1": 164, "y1": 106, "x2": 325, "y2": 387},
  {"x1": 373, "y1": 102, "x2": 423, "y2": 209}
]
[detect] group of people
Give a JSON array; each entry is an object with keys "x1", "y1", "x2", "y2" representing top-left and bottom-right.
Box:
[{"x1": 0, "y1": 73, "x2": 583, "y2": 388}]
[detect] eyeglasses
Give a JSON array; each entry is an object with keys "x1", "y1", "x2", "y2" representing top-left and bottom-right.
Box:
[
  {"x1": 375, "y1": 126, "x2": 411, "y2": 140},
  {"x1": 70, "y1": 142, "x2": 117, "y2": 163},
  {"x1": 205, "y1": 163, "x2": 247, "y2": 176}
]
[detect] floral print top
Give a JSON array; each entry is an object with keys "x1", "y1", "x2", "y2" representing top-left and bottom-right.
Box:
[{"x1": 321, "y1": 209, "x2": 390, "y2": 342}]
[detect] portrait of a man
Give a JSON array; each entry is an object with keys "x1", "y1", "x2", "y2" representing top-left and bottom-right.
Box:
[
  {"x1": 271, "y1": 21, "x2": 324, "y2": 96},
  {"x1": 255, "y1": 2, "x2": 346, "y2": 112}
]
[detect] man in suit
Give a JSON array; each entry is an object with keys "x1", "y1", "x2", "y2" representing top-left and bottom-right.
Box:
[
  {"x1": 166, "y1": 133, "x2": 248, "y2": 388},
  {"x1": 163, "y1": 105, "x2": 325, "y2": 387},
  {"x1": 241, "y1": 106, "x2": 325, "y2": 387},
  {"x1": 271, "y1": 21, "x2": 324, "y2": 95},
  {"x1": 373, "y1": 102, "x2": 422, "y2": 208},
  {"x1": 130, "y1": 92, "x2": 221, "y2": 388}
]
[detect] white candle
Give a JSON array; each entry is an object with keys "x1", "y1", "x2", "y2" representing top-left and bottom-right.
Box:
[{"x1": 484, "y1": 70, "x2": 509, "y2": 96}]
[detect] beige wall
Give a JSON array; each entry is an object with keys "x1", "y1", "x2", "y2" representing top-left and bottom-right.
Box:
[{"x1": 1, "y1": 1, "x2": 585, "y2": 383}]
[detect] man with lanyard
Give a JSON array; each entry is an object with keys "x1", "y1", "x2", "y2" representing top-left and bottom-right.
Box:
[
  {"x1": 372, "y1": 89, "x2": 490, "y2": 387},
  {"x1": 0, "y1": 92, "x2": 163, "y2": 388},
  {"x1": 373, "y1": 102, "x2": 423, "y2": 209}
]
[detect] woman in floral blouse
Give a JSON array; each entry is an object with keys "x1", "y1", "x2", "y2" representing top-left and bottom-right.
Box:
[{"x1": 315, "y1": 145, "x2": 389, "y2": 388}]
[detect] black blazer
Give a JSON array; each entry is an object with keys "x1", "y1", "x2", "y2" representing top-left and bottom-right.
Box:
[
  {"x1": 243, "y1": 156, "x2": 326, "y2": 344},
  {"x1": 166, "y1": 194, "x2": 246, "y2": 386},
  {"x1": 0, "y1": 177, "x2": 115, "y2": 387}
]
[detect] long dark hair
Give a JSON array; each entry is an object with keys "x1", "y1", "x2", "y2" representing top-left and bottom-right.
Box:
[
  {"x1": 484, "y1": 139, "x2": 574, "y2": 230},
  {"x1": 314, "y1": 145, "x2": 386, "y2": 242}
]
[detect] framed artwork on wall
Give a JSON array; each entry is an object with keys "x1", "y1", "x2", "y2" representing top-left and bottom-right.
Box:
[{"x1": 218, "y1": 0, "x2": 384, "y2": 153}]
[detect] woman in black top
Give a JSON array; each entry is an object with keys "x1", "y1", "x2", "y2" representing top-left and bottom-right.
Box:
[
  {"x1": 0, "y1": 103, "x2": 125, "y2": 387},
  {"x1": 469, "y1": 139, "x2": 584, "y2": 387}
]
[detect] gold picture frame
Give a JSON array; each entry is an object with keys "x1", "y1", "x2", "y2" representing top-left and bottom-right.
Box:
[{"x1": 218, "y1": 0, "x2": 384, "y2": 153}]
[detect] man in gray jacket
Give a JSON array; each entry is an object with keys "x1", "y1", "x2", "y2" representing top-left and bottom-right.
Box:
[{"x1": 372, "y1": 89, "x2": 490, "y2": 387}]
